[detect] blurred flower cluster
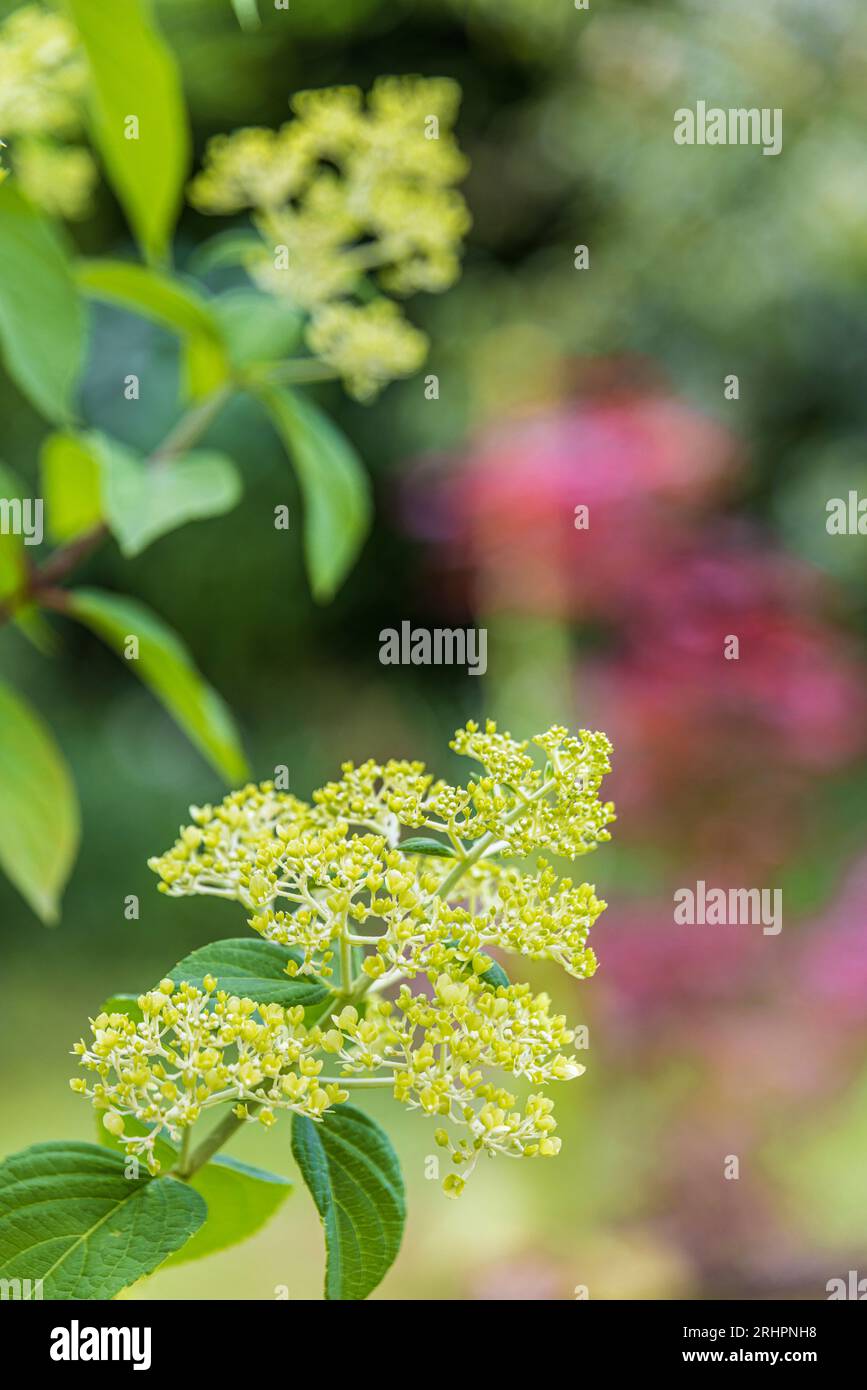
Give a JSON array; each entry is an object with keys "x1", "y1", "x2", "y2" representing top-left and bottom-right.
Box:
[
  {"x1": 190, "y1": 77, "x2": 471, "y2": 400},
  {"x1": 0, "y1": 4, "x2": 95, "y2": 217}
]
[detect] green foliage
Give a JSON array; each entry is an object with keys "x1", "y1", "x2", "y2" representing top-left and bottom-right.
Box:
[
  {"x1": 39, "y1": 433, "x2": 102, "y2": 543},
  {"x1": 168, "y1": 938, "x2": 330, "y2": 1008},
  {"x1": 0, "y1": 1142, "x2": 206, "y2": 1298},
  {"x1": 0, "y1": 681, "x2": 79, "y2": 923},
  {"x1": 95, "y1": 434, "x2": 242, "y2": 557},
  {"x1": 260, "y1": 387, "x2": 371, "y2": 602},
  {"x1": 292, "y1": 1105, "x2": 406, "y2": 1301},
  {"x1": 66, "y1": 588, "x2": 249, "y2": 783},
  {"x1": 163, "y1": 1155, "x2": 291, "y2": 1268},
  {"x1": 0, "y1": 183, "x2": 84, "y2": 421},
  {"x1": 67, "y1": 0, "x2": 190, "y2": 263},
  {"x1": 400, "y1": 836, "x2": 457, "y2": 858}
]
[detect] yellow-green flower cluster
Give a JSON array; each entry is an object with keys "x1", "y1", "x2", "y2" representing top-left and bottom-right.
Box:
[
  {"x1": 139, "y1": 720, "x2": 614, "y2": 1193},
  {"x1": 0, "y1": 5, "x2": 95, "y2": 218},
  {"x1": 70, "y1": 978, "x2": 348, "y2": 1174},
  {"x1": 188, "y1": 77, "x2": 470, "y2": 399}
]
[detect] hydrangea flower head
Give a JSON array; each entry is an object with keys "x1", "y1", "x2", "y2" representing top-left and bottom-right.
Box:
[
  {"x1": 188, "y1": 76, "x2": 471, "y2": 399},
  {"x1": 76, "y1": 721, "x2": 614, "y2": 1195}
]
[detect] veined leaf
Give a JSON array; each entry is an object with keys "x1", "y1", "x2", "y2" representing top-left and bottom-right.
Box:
[
  {"x1": 292, "y1": 1104, "x2": 405, "y2": 1300},
  {"x1": 164, "y1": 1156, "x2": 291, "y2": 1268},
  {"x1": 40, "y1": 432, "x2": 103, "y2": 543},
  {"x1": 258, "y1": 387, "x2": 371, "y2": 603},
  {"x1": 0, "y1": 1141, "x2": 206, "y2": 1299},
  {"x1": 0, "y1": 682, "x2": 80, "y2": 923},
  {"x1": 94, "y1": 433, "x2": 242, "y2": 557},
  {"x1": 169, "y1": 938, "x2": 330, "y2": 1008},
  {"x1": 68, "y1": 0, "x2": 191, "y2": 264},
  {"x1": 0, "y1": 184, "x2": 85, "y2": 422},
  {"x1": 66, "y1": 587, "x2": 249, "y2": 783}
]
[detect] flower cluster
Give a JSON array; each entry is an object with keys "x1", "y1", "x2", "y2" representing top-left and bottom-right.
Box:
[
  {"x1": 71, "y1": 978, "x2": 349, "y2": 1174},
  {"x1": 84, "y1": 721, "x2": 614, "y2": 1194},
  {"x1": 188, "y1": 77, "x2": 470, "y2": 399},
  {"x1": 0, "y1": 4, "x2": 95, "y2": 218}
]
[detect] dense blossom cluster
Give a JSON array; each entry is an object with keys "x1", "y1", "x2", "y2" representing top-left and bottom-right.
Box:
[
  {"x1": 77, "y1": 722, "x2": 613, "y2": 1194},
  {"x1": 71, "y1": 979, "x2": 350, "y2": 1174},
  {"x1": 0, "y1": 5, "x2": 95, "y2": 217},
  {"x1": 188, "y1": 77, "x2": 471, "y2": 399}
]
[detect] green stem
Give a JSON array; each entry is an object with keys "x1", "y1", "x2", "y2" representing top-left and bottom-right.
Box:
[{"x1": 179, "y1": 1105, "x2": 252, "y2": 1179}]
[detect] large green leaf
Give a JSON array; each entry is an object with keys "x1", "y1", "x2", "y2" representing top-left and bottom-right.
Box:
[
  {"x1": 40, "y1": 432, "x2": 103, "y2": 543},
  {"x1": 66, "y1": 588, "x2": 248, "y2": 783},
  {"x1": 68, "y1": 0, "x2": 190, "y2": 263},
  {"x1": 0, "y1": 682, "x2": 80, "y2": 923},
  {"x1": 258, "y1": 387, "x2": 371, "y2": 602},
  {"x1": 164, "y1": 1156, "x2": 291, "y2": 1268},
  {"x1": 0, "y1": 184, "x2": 85, "y2": 422},
  {"x1": 0, "y1": 1142, "x2": 206, "y2": 1299},
  {"x1": 94, "y1": 433, "x2": 242, "y2": 556},
  {"x1": 169, "y1": 938, "x2": 330, "y2": 1008},
  {"x1": 291, "y1": 1104, "x2": 405, "y2": 1300}
]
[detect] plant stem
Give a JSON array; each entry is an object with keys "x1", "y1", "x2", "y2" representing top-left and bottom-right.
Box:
[{"x1": 179, "y1": 1105, "x2": 252, "y2": 1179}]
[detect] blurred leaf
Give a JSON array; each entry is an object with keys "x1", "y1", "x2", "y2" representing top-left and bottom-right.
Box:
[
  {"x1": 40, "y1": 432, "x2": 103, "y2": 543},
  {"x1": 77, "y1": 259, "x2": 231, "y2": 400},
  {"x1": 0, "y1": 681, "x2": 80, "y2": 924},
  {"x1": 77, "y1": 259, "x2": 222, "y2": 339},
  {"x1": 94, "y1": 433, "x2": 242, "y2": 556},
  {"x1": 68, "y1": 0, "x2": 191, "y2": 264},
  {"x1": 231, "y1": 0, "x2": 261, "y2": 31},
  {"x1": 189, "y1": 229, "x2": 262, "y2": 275},
  {"x1": 258, "y1": 387, "x2": 371, "y2": 602},
  {"x1": 213, "y1": 290, "x2": 302, "y2": 369},
  {"x1": 0, "y1": 184, "x2": 85, "y2": 422},
  {"x1": 0, "y1": 1142, "x2": 205, "y2": 1299},
  {"x1": 291, "y1": 1104, "x2": 405, "y2": 1301},
  {"x1": 164, "y1": 1155, "x2": 291, "y2": 1267},
  {"x1": 66, "y1": 587, "x2": 249, "y2": 783},
  {"x1": 400, "y1": 836, "x2": 456, "y2": 858},
  {"x1": 168, "y1": 938, "x2": 330, "y2": 1008}
]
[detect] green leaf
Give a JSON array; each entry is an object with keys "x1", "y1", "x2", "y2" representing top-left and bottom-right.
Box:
[
  {"x1": 400, "y1": 836, "x2": 456, "y2": 859},
  {"x1": 169, "y1": 938, "x2": 330, "y2": 1008},
  {"x1": 213, "y1": 290, "x2": 302, "y2": 369},
  {"x1": 77, "y1": 259, "x2": 220, "y2": 338},
  {"x1": 291, "y1": 1104, "x2": 405, "y2": 1300},
  {"x1": 231, "y1": 0, "x2": 262, "y2": 30},
  {"x1": 0, "y1": 682, "x2": 80, "y2": 923},
  {"x1": 94, "y1": 433, "x2": 242, "y2": 556},
  {"x1": 444, "y1": 937, "x2": 510, "y2": 990},
  {"x1": 66, "y1": 588, "x2": 248, "y2": 783},
  {"x1": 40, "y1": 432, "x2": 103, "y2": 543},
  {"x1": 164, "y1": 1156, "x2": 291, "y2": 1268},
  {"x1": 0, "y1": 184, "x2": 85, "y2": 422},
  {"x1": 68, "y1": 0, "x2": 191, "y2": 264},
  {"x1": 0, "y1": 1141, "x2": 206, "y2": 1299},
  {"x1": 258, "y1": 387, "x2": 371, "y2": 603}
]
